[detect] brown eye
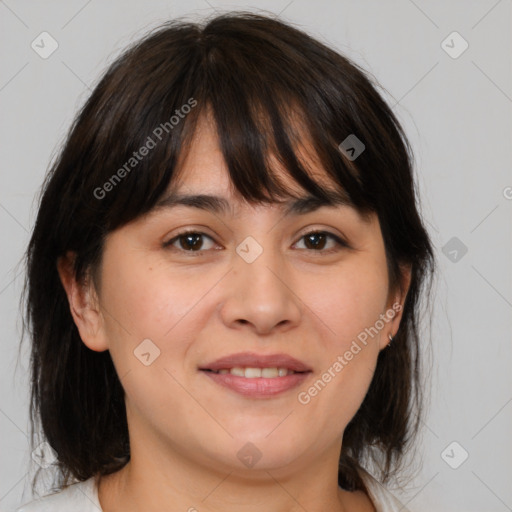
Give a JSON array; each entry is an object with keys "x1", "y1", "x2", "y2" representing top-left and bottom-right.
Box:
[
  {"x1": 164, "y1": 231, "x2": 216, "y2": 253},
  {"x1": 294, "y1": 231, "x2": 348, "y2": 253},
  {"x1": 304, "y1": 232, "x2": 329, "y2": 250}
]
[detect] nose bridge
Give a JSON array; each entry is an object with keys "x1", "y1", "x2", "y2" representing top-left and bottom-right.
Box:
[
  {"x1": 235, "y1": 232, "x2": 287, "y2": 299},
  {"x1": 220, "y1": 231, "x2": 301, "y2": 334}
]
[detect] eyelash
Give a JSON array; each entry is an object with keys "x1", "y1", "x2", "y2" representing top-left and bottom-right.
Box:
[{"x1": 163, "y1": 229, "x2": 349, "y2": 257}]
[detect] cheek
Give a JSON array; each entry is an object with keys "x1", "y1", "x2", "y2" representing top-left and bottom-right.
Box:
[
  {"x1": 97, "y1": 254, "x2": 206, "y2": 424},
  {"x1": 295, "y1": 258, "x2": 388, "y2": 428},
  {"x1": 100, "y1": 252, "x2": 215, "y2": 340},
  {"x1": 302, "y1": 256, "x2": 389, "y2": 347},
  {"x1": 98, "y1": 251, "x2": 226, "y2": 390}
]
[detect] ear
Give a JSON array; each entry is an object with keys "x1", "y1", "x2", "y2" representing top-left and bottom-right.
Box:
[
  {"x1": 57, "y1": 251, "x2": 109, "y2": 352},
  {"x1": 380, "y1": 263, "x2": 412, "y2": 350}
]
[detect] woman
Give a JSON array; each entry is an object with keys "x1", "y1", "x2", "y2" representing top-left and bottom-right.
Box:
[{"x1": 18, "y1": 11, "x2": 435, "y2": 512}]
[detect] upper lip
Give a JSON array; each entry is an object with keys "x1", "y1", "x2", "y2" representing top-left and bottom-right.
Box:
[{"x1": 200, "y1": 352, "x2": 312, "y2": 372}]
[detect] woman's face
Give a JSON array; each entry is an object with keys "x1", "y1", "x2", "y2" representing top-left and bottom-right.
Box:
[{"x1": 66, "y1": 114, "x2": 408, "y2": 478}]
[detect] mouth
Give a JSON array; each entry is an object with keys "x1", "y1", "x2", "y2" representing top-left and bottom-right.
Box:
[
  {"x1": 199, "y1": 351, "x2": 312, "y2": 373},
  {"x1": 199, "y1": 352, "x2": 312, "y2": 398},
  {"x1": 202, "y1": 367, "x2": 301, "y2": 378}
]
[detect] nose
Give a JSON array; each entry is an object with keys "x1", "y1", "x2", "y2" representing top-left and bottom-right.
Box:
[{"x1": 219, "y1": 239, "x2": 302, "y2": 336}]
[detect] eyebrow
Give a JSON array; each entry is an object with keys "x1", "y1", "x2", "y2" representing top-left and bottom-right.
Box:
[{"x1": 153, "y1": 192, "x2": 354, "y2": 217}]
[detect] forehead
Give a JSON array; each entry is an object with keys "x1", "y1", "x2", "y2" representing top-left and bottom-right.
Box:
[{"x1": 168, "y1": 111, "x2": 347, "y2": 210}]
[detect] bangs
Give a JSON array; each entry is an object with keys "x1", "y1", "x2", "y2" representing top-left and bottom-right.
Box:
[{"x1": 84, "y1": 14, "x2": 379, "y2": 235}]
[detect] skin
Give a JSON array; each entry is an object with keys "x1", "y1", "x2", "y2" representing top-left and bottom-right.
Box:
[{"x1": 58, "y1": 112, "x2": 411, "y2": 512}]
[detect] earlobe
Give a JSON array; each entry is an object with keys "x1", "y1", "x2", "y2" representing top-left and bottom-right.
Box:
[{"x1": 57, "y1": 251, "x2": 109, "y2": 352}]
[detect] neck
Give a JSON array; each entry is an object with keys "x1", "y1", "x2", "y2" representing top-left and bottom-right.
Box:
[
  {"x1": 96, "y1": 403, "x2": 375, "y2": 512},
  {"x1": 98, "y1": 440, "x2": 356, "y2": 512}
]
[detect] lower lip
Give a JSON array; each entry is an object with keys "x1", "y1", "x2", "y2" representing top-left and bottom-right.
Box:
[{"x1": 201, "y1": 370, "x2": 310, "y2": 398}]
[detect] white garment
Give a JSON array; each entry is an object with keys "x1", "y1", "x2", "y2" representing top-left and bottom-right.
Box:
[
  {"x1": 14, "y1": 468, "x2": 410, "y2": 512},
  {"x1": 358, "y1": 467, "x2": 412, "y2": 512}
]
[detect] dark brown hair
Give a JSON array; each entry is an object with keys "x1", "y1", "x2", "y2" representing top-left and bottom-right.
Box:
[{"x1": 21, "y1": 11, "x2": 435, "y2": 496}]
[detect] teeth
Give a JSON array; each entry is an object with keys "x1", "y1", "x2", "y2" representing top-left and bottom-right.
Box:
[
  {"x1": 244, "y1": 367, "x2": 262, "y2": 378},
  {"x1": 231, "y1": 367, "x2": 245, "y2": 377},
  {"x1": 213, "y1": 367, "x2": 295, "y2": 377},
  {"x1": 261, "y1": 367, "x2": 278, "y2": 378}
]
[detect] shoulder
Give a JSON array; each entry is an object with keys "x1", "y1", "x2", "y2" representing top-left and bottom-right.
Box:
[
  {"x1": 357, "y1": 467, "x2": 412, "y2": 512},
  {"x1": 14, "y1": 477, "x2": 102, "y2": 512}
]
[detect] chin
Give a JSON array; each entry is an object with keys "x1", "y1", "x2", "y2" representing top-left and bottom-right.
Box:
[{"x1": 213, "y1": 430, "x2": 310, "y2": 473}]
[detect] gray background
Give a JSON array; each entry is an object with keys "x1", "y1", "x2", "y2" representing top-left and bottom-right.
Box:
[{"x1": 1, "y1": 1, "x2": 511, "y2": 511}]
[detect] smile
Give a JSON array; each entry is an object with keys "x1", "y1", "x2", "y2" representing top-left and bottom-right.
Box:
[
  {"x1": 206, "y1": 367, "x2": 297, "y2": 377},
  {"x1": 200, "y1": 368, "x2": 311, "y2": 398}
]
